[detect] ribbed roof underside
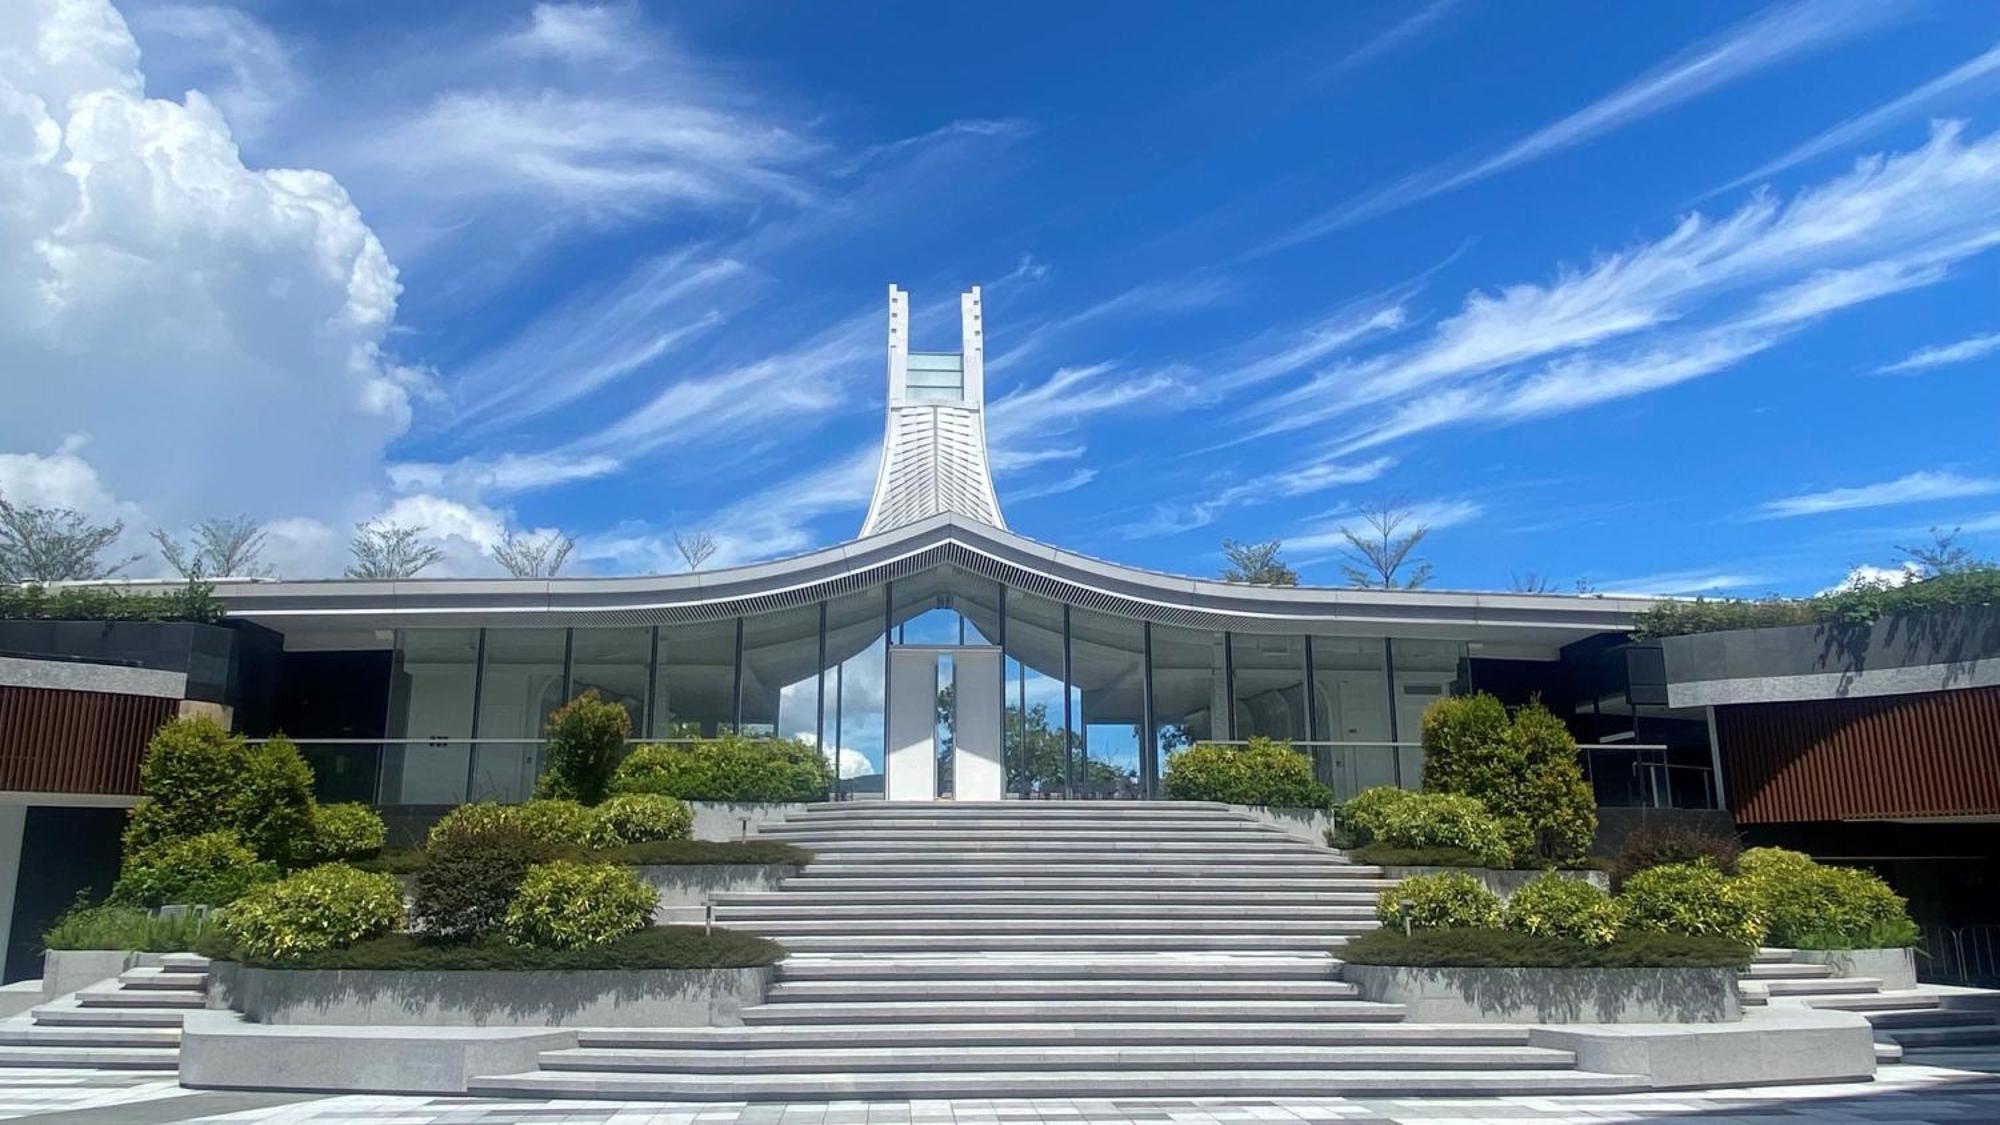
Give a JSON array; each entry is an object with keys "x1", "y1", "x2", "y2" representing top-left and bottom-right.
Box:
[{"x1": 860, "y1": 404, "x2": 1005, "y2": 536}]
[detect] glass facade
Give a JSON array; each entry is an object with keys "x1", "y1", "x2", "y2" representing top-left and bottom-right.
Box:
[{"x1": 375, "y1": 569, "x2": 1466, "y2": 804}]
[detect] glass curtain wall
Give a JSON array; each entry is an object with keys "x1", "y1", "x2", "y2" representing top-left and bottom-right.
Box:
[
  {"x1": 1148, "y1": 624, "x2": 1226, "y2": 788},
  {"x1": 383, "y1": 628, "x2": 478, "y2": 804},
  {"x1": 651, "y1": 619, "x2": 737, "y2": 738},
  {"x1": 1310, "y1": 636, "x2": 1395, "y2": 798},
  {"x1": 569, "y1": 628, "x2": 650, "y2": 734},
  {"x1": 824, "y1": 587, "x2": 887, "y2": 797},
  {"x1": 1068, "y1": 607, "x2": 1144, "y2": 798},
  {"x1": 1000, "y1": 588, "x2": 1068, "y2": 797},
  {"x1": 472, "y1": 628, "x2": 566, "y2": 801},
  {"x1": 1389, "y1": 639, "x2": 1467, "y2": 789},
  {"x1": 738, "y1": 605, "x2": 821, "y2": 742}
]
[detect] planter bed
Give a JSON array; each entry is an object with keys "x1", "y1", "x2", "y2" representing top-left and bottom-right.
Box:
[
  {"x1": 204, "y1": 927, "x2": 781, "y2": 1028},
  {"x1": 1792, "y1": 946, "x2": 1918, "y2": 991},
  {"x1": 1371, "y1": 861, "x2": 1609, "y2": 900},
  {"x1": 632, "y1": 863, "x2": 801, "y2": 924}
]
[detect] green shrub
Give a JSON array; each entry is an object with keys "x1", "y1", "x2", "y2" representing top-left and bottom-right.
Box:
[
  {"x1": 428, "y1": 800, "x2": 595, "y2": 849},
  {"x1": 1503, "y1": 874, "x2": 1623, "y2": 947},
  {"x1": 1790, "y1": 917, "x2": 1923, "y2": 952},
  {"x1": 1618, "y1": 861, "x2": 1764, "y2": 946},
  {"x1": 122, "y1": 717, "x2": 242, "y2": 853},
  {"x1": 200, "y1": 926, "x2": 783, "y2": 971},
  {"x1": 412, "y1": 821, "x2": 564, "y2": 940},
  {"x1": 302, "y1": 803, "x2": 387, "y2": 864},
  {"x1": 217, "y1": 864, "x2": 403, "y2": 962},
  {"x1": 110, "y1": 831, "x2": 275, "y2": 907},
  {"x1": 1372, "y1": 792, "x2": 1512, "y2": 867},
  {"x1": 1612, "y1": 822, "x2": 1741, "y2": 889},
  {"x1": 0, "y1": 581, "x2": 224, "y2": 624},
  {"x1": 1630, "y1": 566, "x2": 2000, "y2": 638},
  {"x1": 1377, "y1": 872, "x2": 1503, "y2": 932},
  {"x1": 537, "y1": 690, "x2": 629, "y2": 805},
  {"x1": 1161, "y1": 738, "x2": 1333, "y2": 807},
  {"x1": 1419, "y1": 694, "x2": 1514, "y2": 800},
  {"x1": 503, "y1": 861, "x2": 658, "y2": 950},
  {"x1": 1339, "y1": 926, "x2": 1754, "y2": 968},
  {"x1": 234, "y1": 736, "x2": 317, "y2": 867},
  {"x1": 1349, "y1": 844, "x2": 1504, "y2": 867},
  {"x1": 611, "y1": 736, "x2": 831, "y2": 803},
  {"x1": 1505, "y1": 701, "x2": 1597, "y2": 861},
  {"x1": 43, "y1": 899, "x2": 217, "y2": 952},
  {"x1": 1738, "y1": 846, "x2": 1817, "y2": 883},
  {"x1": 1743, "y1": 860, "x2": 1913, "y2": 949},
  {"x1": 1339, "y1": 787, "x2": 1411, "y2": 846},
  {"x1": 593, "y1": 839, "x2": 813, "y2": 867},
  {"x1": 585, "y1": 794, "x2": 694, "y2": 848},
  {"x1": 1631, "y1": 598, "x2": 1817, "y2": 640}
]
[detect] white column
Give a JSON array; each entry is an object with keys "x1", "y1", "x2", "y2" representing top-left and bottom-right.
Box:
[
  {"x1": 953, "y1": 649, "x2": 1004, "y2": 801},
  {"x1": 885, "y1": 648, "x2": 938, "y2": 801}
]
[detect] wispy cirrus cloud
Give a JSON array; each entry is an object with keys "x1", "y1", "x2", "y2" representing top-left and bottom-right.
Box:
[
  {"x1": 1119, "y1": 455, "x2": 1396, "y2": 539},
  {"x1": 1875, "y1": 331, "x2": 2000, "y2": 374},
  {"x1": 1263, "y1": 0, "x2": 1907, "y2": 251},
  {"x1": 1758, "y1": 471, "x2": 2000, "y2": 519},
  {"x1": 1598, "y1": 568, "x2": 1768, "y2": 596}
]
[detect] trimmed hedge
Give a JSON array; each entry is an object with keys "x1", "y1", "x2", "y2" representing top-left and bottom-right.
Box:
[
  {"x1": 1376, "y1": 872, "x2": 1503, "y2": 932},
  {"x1": 502, "y1": 861, "x2": 658, "y2": 950},
  {"x1": 199, "y1": 926, "x2": 783, "y2": 971},
  {"x1": 411, "y1": 821, "x2": 561, "y2": 941},
  {"x1": 1631, "y1": 566, "x2": 2000, "y2": 638},
  {"x1": 217, "y1": 864, "x2": 403, "y2": 962},
  {"x1": 1736, "y1": 847, "x2": 1916, "y2": 949},
  {"x1": 612, "y1": 736, "x2": 831, "y2": 803},
  {"x1": 110, "y1": 831, "x2": 274, "y2": 907},
  {"x1": 1370, "y1": 792, "x2": 1512, "y2": 868},
  {"x1": 0, "y1": 581, "x2": 223, "y2": 624},
  {"x1": 1163, "y1": 738, "x2": 1333, "y2": 807},
  {"x1": 1619, "y1": 861, "x2": 1764, "y2": 947},
  {"x1": 585, "y1": 794, "x2": 695, "y2": 849},
  {"x1": 427, "y1": 800, "x2": 595, "y2": 849},
  {"x1": 537, "y1": 690, "x2": 628, "y2": 805},
  {"x1": 1503, "y1": 874, "x2": 1622, "y2": 948},
  {"x1": 303, "y1": 803, "x2": 387, "y2": 864},
  {"x1": 1339, "y1": 926, "x2": 1755, "y2": 969},
  {"x1": 1339, "y1": 787, "x2": 1411, "y2": 846}
]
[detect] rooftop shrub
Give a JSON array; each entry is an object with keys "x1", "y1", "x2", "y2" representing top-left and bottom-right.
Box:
[
  {"x1": 1376, "y1": 872, "x2": 1503, "y2": 932},
  {"x1": 1371, "y1": 792, "x2": 1513, "y2": 868},
  {"x1": 1630, "y1": 565, "x2": 2000, "y2": 639},
  {"x1": 537, "y1": 690, "x2": 629, "y2": 805},
  {"x1": 1618, "y1": 861, "x2": 1763, "y2": 947},
  {"x1": 585, "y1": 793, "x2": 694, "y2": 849},
  {"x1": 217, "y1": 863, "x2": 403, "y2": 962},
  {"x1": 0, "y1": 581, "x2": 224, "y2": 624},
  {"x1": 1503, "y1": 874, "x2": 1623, "y2": 948},
  {"x1": 1612, "y1": 822, "x2": 1742, "y2": 890},
  {"x1": 1162, "y1": 738, "x2": 1333, "y2": 808},
  {"x1": 503, "y1": 860, "x2": 658, "y2": 950},
  {"x1": 611, "y1": 735, "x2": 831, "y2": 803},
  {"x1": 109, "y1": 831, "x2": 274, "y2": 907}
]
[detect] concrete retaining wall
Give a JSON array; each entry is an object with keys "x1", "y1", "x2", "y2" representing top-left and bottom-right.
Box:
[
  {"x1": 1343, "y1": 964, "x2": 1740, "y2": 1023},
  {"x1": 180, "y1": 1010, "x2": 574, "y2": 1095},
  {"x1": 1528, "y1": 1006, "x2": 1875, "y2": 1089},
  {"x1": 208, "y1": 963, "x2": 772, "y2": 1027},
  {"x1": 633, "y1": 864, "x2": 799, "y2": 924},
  {"x1": 1794, "y1": 947, "x2": 1918, "y2": 991},
  {"x1": 686, "y1": 802, "x2": 810, "y2": 841},
  {"x1": 1231, "y1": 805, "x2": 1334, "y2": 844},
  {"x1": 1377, "y1": 866, "x2": 1610, "y2": 900},
  {"x1": 41, "y1": 950, "x2": 164, "y2": 1001}
]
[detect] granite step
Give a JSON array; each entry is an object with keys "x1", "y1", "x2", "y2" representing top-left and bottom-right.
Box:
[
  {"x1": 1884, "y1": 1023, "x2": 2000, "y2": 1048},
  {"x1": 1755, "y1": 948, "x2": 1798, "y2": 964},
  {"x1": 1851, "y1": 1008, "x2": 1998, "y2": 1030},
  {"x1": 764, "y1": 979, "x2": 1363, "y2": 1003},
  {"x1": 759, "y1": 831, "x2": 1309, "y2": 847},
  {"x1": 0, "y1": 1045, "x2": 179, "y2": 1069},
  {"x1": 790, "y1": 802, "x2": 1243, "y2": 817},
  {"x1": 468, "y1": 1067, "x2": 1650, "y2": 1100},
  {"x1": 1760, "y1": 977, "x2": 1883, "y2": 998},
  {"x1": 1742, "y1": 963, "x2": 1835, "y2": 980},
  {"x1": 779, "y1": 872, "x2": 1393, "y2": 887},
  {"x1": 117, "y1": 967, "x2": 213, "y2": 990},
  {"x1": 75, "y1": 989, "x2": 205, "y2": 1009},
  {"x1": 728, "y1": 917, "x2": 1372, "y2": 936},
  {"x1": 732, "y1": 889, "x2": 1383, "y2": 905},
  {"x1": 1806, "y1": 993, "x2": 1943, "y2": 1014},
  {"x1": 715, "y1": 902, "x2": 1377, "y2": 921},
  {"x1": 0, "y1": 1024, "x2": 181, "y2": 1048},
  {"x1": 574, "y1": 1023, "x2": 1530, "y2": 1050},
  {"x1": 32, "y1": 1005, "x2": 187, "y2": 1029},
  {"x1": 774, "y1": 955, "x2": 1339, "y2": 981},
  {"x1": 803, "y1": 852, "x2": 1358, "y2": 866},
  {"x1": 774, "y1": 932, "x2": 1362, "y2": 953},
  {"x1": 535, "y1": 1044, "x2": 1583, "y2": 1075},
  {"x1": 736, "y1": 998, "x2": 1407, "y2": 1024},
  {"x1": 764, "y1": 819, "x2": 1291, "y2": 833}
]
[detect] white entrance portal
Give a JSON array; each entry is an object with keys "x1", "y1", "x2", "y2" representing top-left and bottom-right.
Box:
[{"x1": 884, "y1": 645, "x2": 1003, "y2": 801}]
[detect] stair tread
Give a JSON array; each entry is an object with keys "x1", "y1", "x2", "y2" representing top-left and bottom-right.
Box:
[
  {"x1": 577, "y1": 1023, "x2": 1532, "y2": 1048},
  {"x1": 469, "y1": 1068, "x2": 1650, "y2": 1099},
  {"x1": 540, "y1": 1044, "x2": 1581, "y2": 1071}
]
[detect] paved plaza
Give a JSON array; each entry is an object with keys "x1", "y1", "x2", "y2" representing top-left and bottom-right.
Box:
[{"x1": 0, "y1": 1050, "x2": 1994, "y2": 1125}]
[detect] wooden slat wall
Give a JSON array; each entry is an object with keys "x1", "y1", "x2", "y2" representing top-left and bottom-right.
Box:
[
  {"x1": 0, "y1": 685, "x2": 174, "y2": 796},
  {"x1": 1718, "y1": 684, "x2": 2000, "y2": 824}
]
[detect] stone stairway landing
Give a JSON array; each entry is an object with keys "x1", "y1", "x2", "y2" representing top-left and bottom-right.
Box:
[
  {"x1": 470, "y1": 800, "x2": 1646, "y2": 1100},
  {"x1": 1746, "y1": 947, "x2": 2000, "y2": 1059},
  {"x1": 0, "y1": 953, "x2": 209, "y2": 1071}
]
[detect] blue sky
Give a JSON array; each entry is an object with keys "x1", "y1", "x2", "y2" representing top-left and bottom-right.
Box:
[{"x1": 4, "y1": 0, "x2": 2000, "y2": 594}]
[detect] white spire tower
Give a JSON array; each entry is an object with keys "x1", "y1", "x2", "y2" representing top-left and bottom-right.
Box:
[{"x1": 859, "y1": 285, "x2": 1007, "y2": 536}]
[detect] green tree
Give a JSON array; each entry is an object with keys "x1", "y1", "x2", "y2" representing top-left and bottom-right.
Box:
[
  {"x1": 152, "y1": 516, "x2": 269, "y2": 578},
  {"x1": 346, "y1": 521, "x2": 443, "y2": 579},
  {"x1": 1418, "y1": 692, "x2": 1596, "y2": 864},
  {"x1": 1337, "y1": 503, "x2": 1433, "y2": 589},
  {"x1": 538, "y1": 690, "x2": 632, "y2": 804},
  {"x1": 1504, "y1": 699, "x2": 1598, "y2": 861},
  {"x1": 1219, "y1": 539, "x2": 1298, "y2": 585},
  {"x1": 0, "y1": 492, "x2": 137, "y2": 582}
]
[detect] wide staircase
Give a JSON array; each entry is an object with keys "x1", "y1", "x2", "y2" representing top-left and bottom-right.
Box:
[
  {"x1": 0, "y1": 953, "x2": 209, "y2": 1070},
  {"x1": 1744, "y1": 948, "x2": 2000, "y2": 1058},
  {"x1": 473, "y1": 801, "x2": 1647, "y2": 1100}
]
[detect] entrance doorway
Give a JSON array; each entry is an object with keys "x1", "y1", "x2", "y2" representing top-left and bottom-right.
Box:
[{"x1": 886, "y1": 645, "x2": 1003, "y2": 800}]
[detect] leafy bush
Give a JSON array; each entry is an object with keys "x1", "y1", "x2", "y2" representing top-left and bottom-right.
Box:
[
  {"x1": 503, "y1": 861, "x2": 658, "y2": 950},
  {"x1": 1738, "y1": 855, "x2": 1914, "y2": 949},
  {"x1": 200, "y1": 926, "x2": 783, "y2": 970},
  {"x1": 537, "y1": 690, "x2": 629, "y2": 805},
  {"x1": 428, "y1": 800, "x2": 595, "y2": 849},
  {"x1": 1161, "y1": 738, "x2": 1333, "y2": 807},
  {"x1": 1503, "y1": 874, "x2": 1623, "y2": 947},
  {"x1": 122, "y1": 717, "x2": 242, "y2": 853},
  {"x1": 1738, "y1": 846, "x2": 1817, "y2": 883},
  {"x1": 1376, "y1": 872, "x2": 1503, "y2": 932},
  {"x1": 0, "y1": 581, "x2": 224, "y2": 624},
  {"x1": 1348, "y1": 844, "x2": 1498, "y2": 867},
  {"x1": 43, "y1": 900, "x2": 216, "y2": 952},
  {"x1": 110, "y1": 831, "x2": 275, "y2": 907},
  {"x1": 1618, "y1": 861, "x2": 1764, "y2": 946},
  {"x1": 412, "y1": 821, "x2": 564, "y2": 940},
  {"x1": 1339, "y1": 926, "x2": 1754, "y2": 968},
  {"x1": 217, "y1": 864, "x2": 403, "y2": 962},
  {"x1": 1612, "y1": 822, "x2": 1741, "y2": 889},
  {"x1": 585, "y1": 794, "x2": 694, "y2": 848},
  {"x1": 352, "y1": 847, "x2": 428, "y2": 875},
  {"x1": 1372, "y1": 792, "x2": 1512, "y2": 867},
  {"x1": 1631, "y1": 566, "x2": 2000, "y2": 638},
  {"x1": 233, "y1": 737, "x2": 317, "y2": 867},
  {"x1": 594, "y1": 839, "x2": 813, "y2": 867},
  {"x1": 1419, "y1": 694, "x2": 1595, "y2": 863},
  {"x1": 1339, "y1": 787, "x2": 1411, "y2": 846},
  {"x1": 303, "y1": 803, "x2": 388, "y2": 864},
  {"x1": 611, "y1": 736, "x2": 831, "y2": 803},
  {"x1": 1631, "y1": 598, "x2": 1816, "y2": 640}
]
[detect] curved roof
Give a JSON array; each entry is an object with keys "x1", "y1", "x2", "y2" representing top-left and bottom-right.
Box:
[{"x1": 217, "y1": 513, "x2": 1656, "y2": 658}]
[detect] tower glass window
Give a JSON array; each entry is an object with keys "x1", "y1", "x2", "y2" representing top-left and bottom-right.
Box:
[{"x1": 904, "y1": 352, "x2": 964, "y2": 402}]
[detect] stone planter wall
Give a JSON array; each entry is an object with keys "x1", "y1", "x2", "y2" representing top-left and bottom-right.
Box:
[
  {"x1": 1376, "y1": 866, "x2": 1609, "y2": 900},
  {"x1": 633, "y1": 864, "x2": 800, "y2": 924},
  {"x1": 1231, "y1": 805, "x2": 1334, "y2": 844},
  {"x1": 207, "y1": 962, "x2": 773, "y2": 1028},
  {"x1": 41, "y1": 949, "x2": 166, "y2": 1001},
  {"x1": 1793, "y1": 947, "x2": 1918, "y2": 991},
  {"x1": 1342, "y1": 964, "x2": 1741, "y2": 1023},
  {"x1": 686, "y1": 801, "x2": 811, "y2": 841}
]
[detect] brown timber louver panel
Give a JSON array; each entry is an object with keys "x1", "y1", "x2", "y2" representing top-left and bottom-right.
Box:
[
  {"x1": 0, "y1": 685, "x2": 174, "y2": 796},
  {"x1": 1717, "y1": 684, "x2": 2000, "y2": 823}
]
